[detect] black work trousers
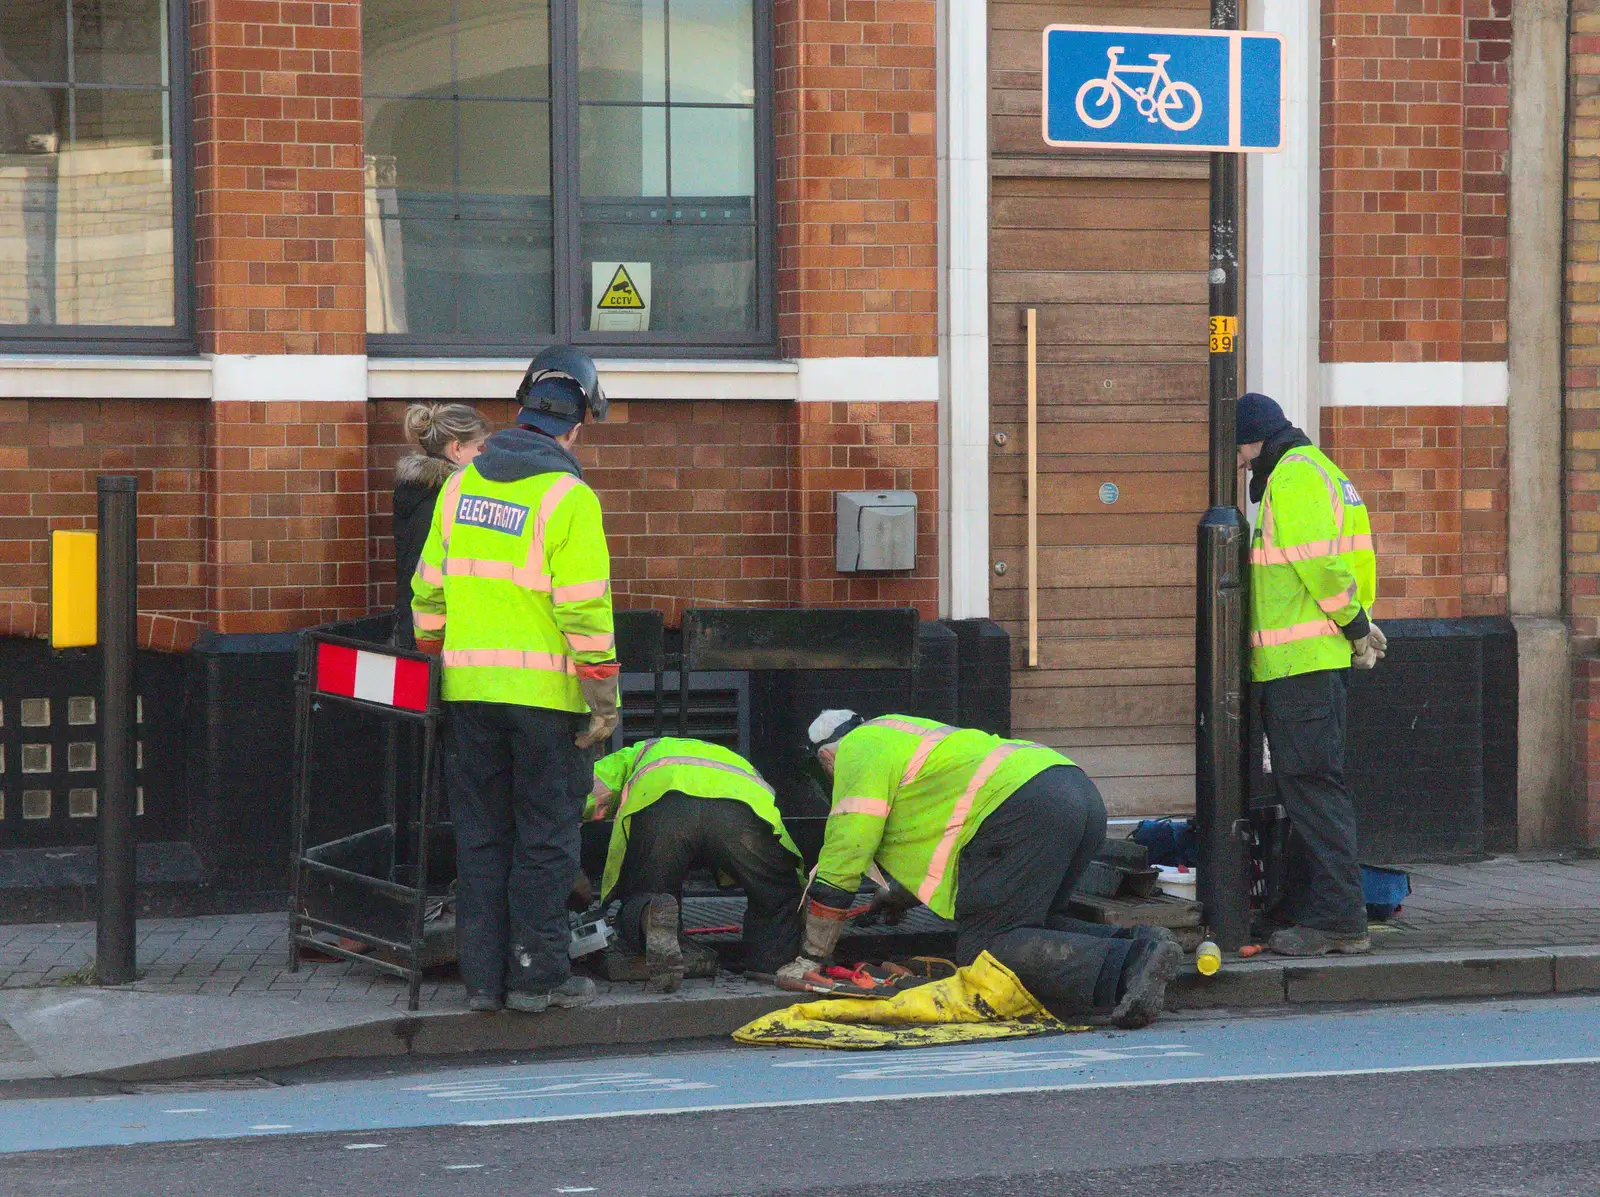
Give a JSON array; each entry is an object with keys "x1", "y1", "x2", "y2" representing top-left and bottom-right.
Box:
[
  {"x1": 1261, "y1": 668, "x2": 1366, "y2": 934},
  {"x1": 444, "y1": 701, "x2": 591, "y2": 998},
  {"x1": 612, "y1": 791, "x2": 803, "y2": 974},
  {"x1": 953, "y1": 765, "x2": 1133, "y2": 1015}
]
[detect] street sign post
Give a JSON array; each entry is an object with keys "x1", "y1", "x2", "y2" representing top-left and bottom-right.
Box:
[
  {"x1": 1042, "y1": 24, "x2": 1283, "y2": 153},
  {"x1": 1040, "y1": 14, "x2": 1282, "y2": 951}
]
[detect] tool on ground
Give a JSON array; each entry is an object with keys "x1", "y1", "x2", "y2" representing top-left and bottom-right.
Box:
[{"x1": 569, "y1": 916, "x2": 615, "y2": 959}]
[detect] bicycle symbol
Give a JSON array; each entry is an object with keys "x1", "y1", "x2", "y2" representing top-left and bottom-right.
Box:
[{"x1": 1075, "y1": 46, "x2": 1202, "y2": 132}]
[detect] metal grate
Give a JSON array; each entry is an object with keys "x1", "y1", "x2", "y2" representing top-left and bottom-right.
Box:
[{"x1": 618, "y1": 670, "x2": 748, "y2": 755}]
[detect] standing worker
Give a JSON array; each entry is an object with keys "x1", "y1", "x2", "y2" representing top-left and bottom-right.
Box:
[
  {"x1": 1237, "y1": 392, "x2": 1385, "y2": 958},
  {"x1": 781, "y1": 712, "x2": 1183, "y2": 1029},
  {"x1": 411, "y1": 346, "x2": 620, "y2": 1013},
  {"x1": 586, "y1": 736, "x2": 803, "y2": 992}
]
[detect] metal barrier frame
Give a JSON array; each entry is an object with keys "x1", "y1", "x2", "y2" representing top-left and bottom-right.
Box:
[{"x1": 288, "y1": 630, "x2": 442, "y2": 1011}]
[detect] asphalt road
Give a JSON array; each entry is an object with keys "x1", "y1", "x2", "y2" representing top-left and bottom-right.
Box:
[{"x1": 4, "y1": 998, "x2": 1600, "y2": 1196}]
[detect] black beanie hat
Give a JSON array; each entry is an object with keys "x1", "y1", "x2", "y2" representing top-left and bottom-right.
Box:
[{"x1": 1236, "y1": 392, "x2": 1291, "y2": 445}]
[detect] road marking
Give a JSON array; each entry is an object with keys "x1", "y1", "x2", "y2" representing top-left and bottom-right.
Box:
[
  {"x1": 250, "y1": 1124, "x2": 293, "y2": 1130},
  {"x1": 459, "y1": 1054, "x2": 1600, "y2": 1128},
  {"x1": 162, "y1": 1108, "x2": 209, "y2": 1114},
  {"x1": 445, "y1": 1164, "x2": 485, "y2": 1171},
  {"x1": 344, "y1": 1142, "x2": 388, "y2": 1150},
  {"x1": 556, "y1": 1188, "x2": 596, "y2": 1193}
]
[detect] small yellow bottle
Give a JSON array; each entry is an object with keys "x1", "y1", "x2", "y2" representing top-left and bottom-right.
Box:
[{"x1": 1195, "y1": 940, "x2": 1222, "y2": 976}]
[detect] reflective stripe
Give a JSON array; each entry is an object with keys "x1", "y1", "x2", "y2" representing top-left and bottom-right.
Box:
[
  {"x1": 442, "y1": 649, "x2": 576, "y2": 673},
  {"x1": 1316, "y1": 582, "x2": 1359, "y2": 614},
  {"x1": 1250, "y1": 619, "x2": 1339, "y2": 648},
  {"x1": 417, "y1": 561, "x2": 444, "y2": 586},
  {"x1": 1251, "y1": 533, "x2": 1374, "y2": 566},
  {"x1": 865, "y1": 717, "x2": 958, "y2": 788},
  {"x1": 916, "y1": 744, "x2": 1019, "y2": 905},
  {"x1": 412, "y1": 611, "x2": 447, "y2": 631},
  {"x1": 566, "y1": 632, "x2": 615, "y2": 653},
  {"x1": 442, "y1": 556, "x2": 553, "y2": 591},
  {"x1": 553, "y1": 578, "x2": 610, "y2": 604},
  {"x1": 831, "y1": 796, "x2": 891, "y2": 818},
  {"x1": 438, "y1": 470, "x2": 465, "y2": 552},
  {"x1": 620, "y1": 753, "x2": 773, "y2": 813}
]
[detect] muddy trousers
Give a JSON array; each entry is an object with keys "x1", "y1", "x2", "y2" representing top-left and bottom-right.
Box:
[
  {"x1": 444, "y1": 702, "x2": 592, "y2": 999},
  {"x1": 950, "y1": 765, "x2": 1136, "y2": 1016},
  {"x1": 612, "y1": 792, "x2": 803, "y2": 975},
  {"x1": 1261, "y1": 668, "x2": 1366, "y2": 935}
]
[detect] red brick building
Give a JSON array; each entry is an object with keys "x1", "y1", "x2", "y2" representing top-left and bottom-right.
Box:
[{"x1": 0, "y1": 0, "x2": 1590, "y2": 849}]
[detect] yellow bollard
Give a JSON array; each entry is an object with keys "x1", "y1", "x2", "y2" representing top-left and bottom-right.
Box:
[{"x1": 50, "y1": 530, "x2": 98, "y2": 648}]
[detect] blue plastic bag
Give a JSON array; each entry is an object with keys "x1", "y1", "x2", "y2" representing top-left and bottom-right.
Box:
[{"x1": 1132, "y1": 818, "x2": 1198, "y2": 868}]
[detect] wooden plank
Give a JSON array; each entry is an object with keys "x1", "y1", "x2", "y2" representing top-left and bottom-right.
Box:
[
  {"x1": 990, "y1": 616, "x2": 1195, "y2": 640},
  {"x1": 992, "y1": 473, "x2": 1207, "y2": 515},
  {"x1": 992, "y1": 304, "x2": 1206, "y2": 349},
  {"x1": 990, "y1": 270, "x2": 1204, "y2": 305},
  {"x1": 1003, "y1": 634, "x2": 1194, "y2": 672},
  {"x1": 1025, "y1": 724, "x2": 1194, "y2": 748},
  {"x1": 1015, "y1": 667, "x2": 1192, "y2": 689},
  {"x1": 991, "y1": 228, "x2": 1207, "y2": 273},
  {"x1": 991, "y1": 420, "x2": 1206, "y2": 455},
  {"x1": 992, "y1": 1, "x2": 1208, "y2": 32},
  {"x1": 990, "y1": 361, "x2": 1206, "y2": 405},
  {"x1": 992, "y1": 513, "x2": 1200, "y2": 547},
  {"x1": 1069, "y1": 743, "x2": 1195, "y2": 779},
  {"x1": 991, "y1": 156, "x2": 1212, "y2": 181},
  {"x1": 991, "y1": 197, "x2": 1210, "y2": 231},
  {"x1": 992, "y1": 589, "x2": 1196, "y2": 622},
  {"x1": 990, "y1": 544, "x2": 1195, "y2": 588},
  {"x1": 1013, "y1": 683, "x2": 1193, "y2": 728}
]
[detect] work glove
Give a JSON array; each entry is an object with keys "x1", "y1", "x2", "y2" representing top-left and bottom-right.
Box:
[
  {"x1": 1351, "y1": 621, "x2": 1387, "y2": 670},
  {"x1": 856, "y1": 882, "x2": 918, "y2": 927},
  {"x1": 800, "y1": 900, "x2": 847, "y2": 961},
  {"x1": 575, "y1": 674, "x2": 620, "y2": 749},
  {"x1": 567, "y1": 872, "x2": 594, "y2": 913},
  {"x1": 775, "y1": 955, "x2": 825, "y2": 985}
]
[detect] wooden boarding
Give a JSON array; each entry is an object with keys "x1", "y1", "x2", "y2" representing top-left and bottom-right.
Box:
[{"x1": 989, "y1": 0, "x2": 1211, "y2": 818}]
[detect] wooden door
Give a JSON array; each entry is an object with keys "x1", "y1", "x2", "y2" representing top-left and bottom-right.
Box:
[{"x1": 989, "y1": 0, "x2": 1210, "y2": 816}]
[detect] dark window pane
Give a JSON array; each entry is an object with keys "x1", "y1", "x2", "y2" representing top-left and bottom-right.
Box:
[
  {"x1": 578, "y1": 104, "x2": 664, "y2": 198},
  {"x1": 73, "y1": 0, "x2": 167, "y2": 87},
  {"x1": 457, "y1": 0, "x2": 548, "y2": 99},
  {"x1": 0, "y1": 0, "x2": 68, "y2": 85},
  {"x1": 0, "y1": 84, "x2": 173, "y2": 326},
  {"x1": 670, "y1": 106, "x2": 752, "y2": 197},
  {"x1": 668, "y1": 0, "x2": 752, "y2": 105},
  {"x1": 458, "y1": 99, "x2": 549, "y2": 195},
  {"x1": 580, "y1": 214, "x2": 754, "y2": 333},
  {"x1": 366, "y1": 96, "x2": 456, "y2": 195},
  {"x1": 363, "y1": 0, "x2": 452, "y2": 98},
  {"x1": 577, "y1": 0, "x2": 664, "y2": 103}
]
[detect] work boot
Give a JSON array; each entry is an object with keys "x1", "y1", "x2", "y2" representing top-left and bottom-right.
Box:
[
  {"x1": 1267, "y1": 925, "x2": 1371, "y2": 957},
  {"x1": 1110, "y1": 939, "x2": 1182, "y2": 1029},
  {"x1": 466, "y1": 992, "x2": 503, "y2": 1013},
  {"x1": 643, "y1": 894, "x2": 685, "y2": 995},
  {"x1": 505, "y1": 975, "x2": 597, "y2": 1014}
]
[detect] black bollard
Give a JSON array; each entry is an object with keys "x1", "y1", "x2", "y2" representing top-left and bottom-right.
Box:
[{"x1": 97, "y1": 475, "x2": 139, "y2": 985}]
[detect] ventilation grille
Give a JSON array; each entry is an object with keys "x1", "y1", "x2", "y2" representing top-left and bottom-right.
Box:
[{"x1": 618, "y1": 670, "x2": 748, "y2": 755}]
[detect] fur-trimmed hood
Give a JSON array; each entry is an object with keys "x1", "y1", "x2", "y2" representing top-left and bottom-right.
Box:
[{"x1": 394, "y1": 452, "x2": 458, "y2": 490}]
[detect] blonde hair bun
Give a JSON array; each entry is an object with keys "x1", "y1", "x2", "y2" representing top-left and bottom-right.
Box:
[{"x1": 403, "y1": 402, "x2": 491, "y2": 457}]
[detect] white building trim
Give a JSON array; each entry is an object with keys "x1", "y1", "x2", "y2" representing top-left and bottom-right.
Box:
[
  {"x1": 371, "y1": 357, "x2": 800, "y2": 402},
  {"x1": 938, "y1": 0, "x2": 990, "y2": 620},
  {"x1": 793, "y1": 356, "x2": 938, "y2": 403},
  {"x1": 1247, "y1": 0, "x2": 1320, "y2": 439},
  {"x1": 0, "y1": 356, "x2": 213, "y2": 400},
  {"x1": 1322, "y1": 361, "x2": 1510, "y2": 407},
  {"x1": 211, "y1": 354, "x2": 367, "y2": 403}
]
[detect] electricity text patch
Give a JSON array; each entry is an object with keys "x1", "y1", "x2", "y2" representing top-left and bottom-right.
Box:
[{"x1": 456, "y1": 496, "x2": 530, "y2": 536}]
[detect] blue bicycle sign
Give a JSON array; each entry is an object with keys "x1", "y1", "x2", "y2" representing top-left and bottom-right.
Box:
[{"x1": 1043, "y1": 25, "x2": 1283, "y2": 153}]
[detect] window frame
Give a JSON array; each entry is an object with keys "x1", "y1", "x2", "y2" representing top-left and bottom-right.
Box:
[
  {"x1": 367, "y1": 0, "x2": 777, "y2": 360},
  {"x1": 0, "y1": 0, "x2": 195, "y2": 355}
]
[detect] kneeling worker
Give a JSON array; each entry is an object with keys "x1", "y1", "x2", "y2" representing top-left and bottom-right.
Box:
[
  {"x1": 587, "y1": 736, "x2": 804, "y2": 992},
  {"x1": 782, "y1": 712, "x2": 1182, "y2": 1028}
]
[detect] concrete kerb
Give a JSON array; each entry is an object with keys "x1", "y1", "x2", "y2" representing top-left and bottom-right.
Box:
[{"x1": 6, "y1": 948, "x2": 1600, "y2": 1082}]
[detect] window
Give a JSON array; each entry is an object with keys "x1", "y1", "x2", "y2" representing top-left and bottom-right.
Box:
[
  {"x1": 364, "y1": 0, "x2": 772, "y2": 355},
  {"x1": 0, "y1": 0, "x2": 190, "y2": 349}
]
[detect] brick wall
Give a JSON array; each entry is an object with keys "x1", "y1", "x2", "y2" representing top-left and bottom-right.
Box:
[
  {"x1": 773, "y1": 0, "x2": 938, "y2": 358},
  {"x1": 1575, "y1": 658, "x2": 1600, "y2": 845},
  {"x1": 1322, "y1": 405, "x2": 1507, "y2": 620},
  {"x1": 190, "y1": 0, "x2": 365, "y2": 355},
  {"x1": 1321, "y1": 0, "x2": 1466, "y2": 363},
  {"x1": 369, "y1": 399, "x2": 940, "y2": 622},
  {"x1": 1570, "y1": 2, "x2": 1600, "y2": 646},
  {"x1": 1462, "y1": 0, "x2": 1510, "y2": 361}
]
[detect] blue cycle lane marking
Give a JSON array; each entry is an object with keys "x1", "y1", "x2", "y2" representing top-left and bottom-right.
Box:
[{"x1": 5, "y1": 997, "x2": 1600, "y2": 1155}]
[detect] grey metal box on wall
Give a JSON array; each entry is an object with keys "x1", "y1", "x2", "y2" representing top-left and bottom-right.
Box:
[{"x1": 835, "y1": 490, "x2": 918, "y2": 572}]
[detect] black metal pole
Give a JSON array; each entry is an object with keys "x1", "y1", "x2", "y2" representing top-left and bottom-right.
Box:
[
  {"x1": 96, "y1": 475, "x2": 139, "y2": 984},
  {"x1": 1195, "y1": 0, "x2": 1251, "y2": 952}
]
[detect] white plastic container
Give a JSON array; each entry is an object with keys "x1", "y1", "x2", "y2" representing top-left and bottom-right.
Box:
[{"x1": 1155, "y1": 864, "x2": 1197, "y2": 901}]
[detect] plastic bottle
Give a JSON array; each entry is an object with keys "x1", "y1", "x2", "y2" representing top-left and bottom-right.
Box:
[{"x1": 1195, "y1": 940, "x2": 1222, "y2": 976}]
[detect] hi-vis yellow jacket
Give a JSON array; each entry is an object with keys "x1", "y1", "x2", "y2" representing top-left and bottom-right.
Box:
[
  {"x1": 586, "y1": 737, "x2": 800, "y2": 899},
  {"x1": 814, "y1": 716, "x2": 1073, "y2": 919},
  {"x1": 411, "y1": 431, "x2": 615, "y2": 711},
  {"x1": 1249, "y1": 445, "x2": 1376, "y2": 683}
]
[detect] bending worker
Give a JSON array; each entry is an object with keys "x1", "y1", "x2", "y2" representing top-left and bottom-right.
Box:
[
  {"x1": 586, "y1": 736, "x2": 803, "y2": 993},
  {"x1": 781, "y1": 712, "x2": 1183, "y2": 1029},
  {"x1": 1238, "y1": 391, "x2": 1384, "y2": 958},
  {"x1": 412, "y1": 346, "x2": 621, "y2": 1014}
]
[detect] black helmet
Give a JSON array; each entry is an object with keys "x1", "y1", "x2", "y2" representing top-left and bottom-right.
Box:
[{"x1": 515, "y1": 345, "x2": 608, "y2": 426}]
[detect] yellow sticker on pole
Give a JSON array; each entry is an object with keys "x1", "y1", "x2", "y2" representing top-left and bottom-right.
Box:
[
  {"x1": 1209, "y1": 315, "x2": 1237, "y2": 355},
  {"x1": 51, "y1": 530, "x2": 97, "y2": 648}
]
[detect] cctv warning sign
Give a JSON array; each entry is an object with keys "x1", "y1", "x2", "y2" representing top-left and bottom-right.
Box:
[
  {"x1": 597, "y1": 264, "x2": 645, "y2": 310},
  {"x1": 590, "y1": 261, "x2": 652, "y2": 332}
]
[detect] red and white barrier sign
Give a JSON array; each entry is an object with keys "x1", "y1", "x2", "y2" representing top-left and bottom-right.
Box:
[{"x1": 316, "y1": 642, "x2": 431, "y2": 712}]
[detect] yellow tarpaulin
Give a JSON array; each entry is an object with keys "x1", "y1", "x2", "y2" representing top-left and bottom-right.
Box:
[{"x1": 733, "y1": 952, "x2": 1086, "y2": 1050}]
